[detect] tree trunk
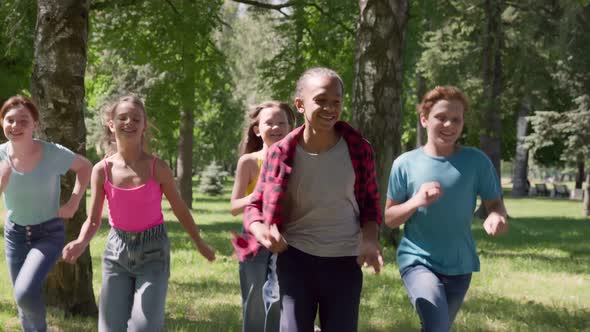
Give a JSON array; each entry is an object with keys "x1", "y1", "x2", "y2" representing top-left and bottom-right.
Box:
[
  {"x1": 176, "y1": 0, "x2": 196, "y2": 208},
  {"x1": 30, "y1": 0, "x2": 97, "y2": 316},
  {"x1": 352, "y1": 0, "x2": 409, "y2": 246},
  {"x1": 511, "y1": 97, "x2": 530, "y2": 197},
  {"x1": 584, "y1": 170, "x2": 590, "y2": 216},
  {"x1": 476, "y1": 0, "x2": 504, "y2": 218},
  {"x1": 575, "y1": 161, "x2": 584, "y2": 189},
  {"x1": 415, "y1": 73, "x2": 427, "y2": 147}
]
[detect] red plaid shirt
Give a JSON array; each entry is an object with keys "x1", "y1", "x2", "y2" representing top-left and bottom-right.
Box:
[{"x1": 234, "y1": 121, "x2": 382, "y2": 260}]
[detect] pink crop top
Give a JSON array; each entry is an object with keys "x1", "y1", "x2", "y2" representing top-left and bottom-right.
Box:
[{"x1": 103, "y1": 156, "x2": 164, "y2": 232}]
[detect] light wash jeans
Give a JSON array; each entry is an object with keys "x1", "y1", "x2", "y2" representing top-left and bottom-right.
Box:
[
  {"x1": 99, "y1": 224, "x2": 170, "y2": 332},
  {"x1": 4, "y1": 218, "x2": 65, "y2": 332},
  {"x1": 401, "y1": 264, "x2": 472, "y2": 332},
  {"x1": 239, "y1": 247, "x2": 280, "y2": 332}
]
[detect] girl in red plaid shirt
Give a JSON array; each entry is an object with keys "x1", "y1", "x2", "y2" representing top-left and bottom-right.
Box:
[{"x1": 243, "y1": 68, "x2": 383, "y2": 332}]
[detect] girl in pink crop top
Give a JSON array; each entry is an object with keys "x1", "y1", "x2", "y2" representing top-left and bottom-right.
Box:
[
  {"x1": 62, "y1": 95, "x2": 215, "y2": 331},
  {"x1": 102, "y1": 156, "x2": 164, "y2": 232}
]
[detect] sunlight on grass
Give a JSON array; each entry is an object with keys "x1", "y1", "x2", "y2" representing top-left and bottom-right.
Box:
[{"x1": 0, "y1": 183, "x2": 588, "y2": 330}]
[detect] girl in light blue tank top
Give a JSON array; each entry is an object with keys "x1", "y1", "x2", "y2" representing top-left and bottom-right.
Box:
[{"x1": 0, "y1": 95, "x2": 92, "y2": 332}]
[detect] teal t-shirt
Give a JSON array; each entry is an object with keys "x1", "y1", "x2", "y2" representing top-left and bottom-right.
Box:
[
  {"x1": 0, "y1": 140, "x2": 75, "y2": 225},
  {"x1": 387, "y1": 146, "x2": 501, "y2": 275}
]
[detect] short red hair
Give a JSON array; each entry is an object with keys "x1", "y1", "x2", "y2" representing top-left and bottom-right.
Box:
[
  {"x1": 0, "y1": 95, "x2": 40, "y2": 122},
  {"x1": 418, "y1": 86, "x2": 469, "y2": 117}
]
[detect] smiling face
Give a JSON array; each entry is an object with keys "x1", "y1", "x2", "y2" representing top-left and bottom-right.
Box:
[
  {"x1": 108, "y1": 101, "x2": 146, "y2": 144},
  {"x1": 295, "y1": 75, "x2": 342, "y2": 132},
  {"x1": 421, "y1": 99, "x2": 465, "y2": 150},
  {"x1": 255, "y1": 106, "x2": 291, "y2": 147},
  {"x1": 2, "y1": 106, "x2": 38, "y2": 143}
]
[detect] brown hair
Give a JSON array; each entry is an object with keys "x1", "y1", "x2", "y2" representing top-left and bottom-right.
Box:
[
  {"x1": 294, "y1": 67, "x2": 344, "y2": 100},
  {"x1": 1, "y1": 95, "x2": 40, "y2": 122},
  {"x1": 98, "y1": 95, "x2": 150, "y2": 156},
  {"x1": 238, "y1": 101, "x2": 296, "y2": 156},
  {"x1": 418, "y1": 85, "x2": 469, "y2": 117}
]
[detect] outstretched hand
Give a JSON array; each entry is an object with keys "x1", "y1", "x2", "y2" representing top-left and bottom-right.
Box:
[
  {"x1": 483, "y1": 212, "x2": 508, "y2": 236},
  {"x1": 62, "y1": 240, "x2": 88, "y2": 264},
  {"x1": 195, "y1": 240, "x2": 216, "y2": 262}
]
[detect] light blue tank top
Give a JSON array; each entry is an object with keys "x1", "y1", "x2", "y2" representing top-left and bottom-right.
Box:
[{"x1": 0, "y1": 140, "x2": 75, "y2": 225}]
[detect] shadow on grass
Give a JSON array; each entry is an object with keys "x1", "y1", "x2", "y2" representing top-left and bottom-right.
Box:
[
  {"x1": 473, "y1": 217, "x2": 590, "y2": 274},
  {"x1": 458, "y1": 292, "x2": 590, "y2": 331}
]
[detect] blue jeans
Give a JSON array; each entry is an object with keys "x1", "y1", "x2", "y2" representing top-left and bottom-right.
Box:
[
  {"x1": 401, "y1": 264, "x2": 472, "y2": 332},
  {"x1": 4, "y1": 218, "x2": 65, "y2": 332},
  {"x1": 239, "y1": 247, "x2": 280, "y2": 332},
  {"x1": 99, "y1": 224, "x2": 170, "y2": 332}
]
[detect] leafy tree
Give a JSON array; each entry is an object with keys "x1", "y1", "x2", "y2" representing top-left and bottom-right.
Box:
[
  {"x1": 89, "y1": 0, "x2": 237, "y2": 208},
  {"x1": 0, "y1": 0, "x2": 35, "y2": 102}
]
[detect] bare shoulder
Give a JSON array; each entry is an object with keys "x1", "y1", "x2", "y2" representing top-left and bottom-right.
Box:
[
  {"x1": 237, "y1": 152, "x2": 260, "y2": 172},
  {"x1": 153, "y1": 157, "x2": 174, "y2": 183},
  {"x1": 91, "y1": 161, "x2": 106, "y2": 183}
]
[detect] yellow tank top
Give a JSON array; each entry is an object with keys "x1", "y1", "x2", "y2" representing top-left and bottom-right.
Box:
[{"x1": 244, "y1": 158, "x2": 263, "y2": 195}]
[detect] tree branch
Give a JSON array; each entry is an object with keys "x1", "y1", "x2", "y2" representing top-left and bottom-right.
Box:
[
  {"x1": 230, "y1": 0, "x2": 296, "y2": 11},
  {"x1": 307, "y1": 2, "x2": 354, "y2": 35},
  {"x1": 164, "y1": 0, "x2": 181, "y2": 16},
  {"x1": 231, "y1": 0, "x2": 354, "y2": 35},
  {"x1": 90, "y1": 0, "x2": 139, "y2": 11}
]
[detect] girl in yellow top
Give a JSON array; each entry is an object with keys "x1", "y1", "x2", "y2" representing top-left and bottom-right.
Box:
[{"x1": 230, "y1": 101, "x2": 295, "y2": 332}]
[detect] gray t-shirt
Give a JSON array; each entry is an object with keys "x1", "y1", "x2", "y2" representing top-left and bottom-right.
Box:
[
  {"x1": 282, "y1": 137, "x2": 360, "y2": 257},
  {"x1": 0, "y1": 140, "x2": 75, "y2": 225}
]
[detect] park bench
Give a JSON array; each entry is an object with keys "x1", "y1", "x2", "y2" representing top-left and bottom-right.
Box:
[
  {"x1": 553, "y1": 184, "x2": 570, "y2": 198},
  {"x1": 534, "y1": 183, "x2": 550, "y2": 196}
]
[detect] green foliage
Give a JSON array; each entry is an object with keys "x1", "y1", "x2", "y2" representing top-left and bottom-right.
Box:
[
  {"x1": 0, "y1": 0, "x2": 35, "y2": 100},
  {"x1": 256, "y1": 1, "x2": 357, "y2": 117},
  {"x1": 198, "y1": 161, "x2": 225, "y2": 196},
  {"x1": 86, "y1": 0, "x2": 242, "y2": 168},
  {"x1": 526, "y1": 2, "x2": 590, "y2": 167}
]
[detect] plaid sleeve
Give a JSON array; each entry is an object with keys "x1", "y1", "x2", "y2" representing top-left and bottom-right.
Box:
[
  {"x1": 360, "y1": 140, "x2": 382, "y2": 225},
  {"x1": 243, "y1": 157, "x2": 268, "y2": 232}
]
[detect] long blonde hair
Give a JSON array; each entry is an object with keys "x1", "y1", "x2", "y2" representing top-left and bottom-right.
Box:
[{"x1": 98, "y1": 95, "x2": 151, "y2": 157}]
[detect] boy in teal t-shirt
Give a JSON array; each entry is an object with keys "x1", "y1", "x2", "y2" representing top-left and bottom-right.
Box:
[{"x1": 385, "y1": 86, "x2": 508, "y2": 332}]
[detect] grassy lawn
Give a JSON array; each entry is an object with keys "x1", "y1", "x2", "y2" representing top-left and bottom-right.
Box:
[{"x1": 0, "y1": 184, "x2": 588, "y2": 331}]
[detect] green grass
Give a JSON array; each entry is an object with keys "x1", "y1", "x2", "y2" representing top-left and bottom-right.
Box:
[{"x1": 0, "y1": 185, "x2": 588, "y2": 331}]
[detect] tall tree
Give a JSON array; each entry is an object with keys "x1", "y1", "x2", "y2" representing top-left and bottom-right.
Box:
[
  {"x1": 480, "y1": 0, "x2": 504, "y2": 180},
  {"x1": 511, "y1": 97, "x2": 530, "y2": 197},
  {"x1": 30, "y1": 0, "x2": 97, "y2": 315},
  {"x1": 352, "y1": 0, "x2": 408, "y2": 209}
]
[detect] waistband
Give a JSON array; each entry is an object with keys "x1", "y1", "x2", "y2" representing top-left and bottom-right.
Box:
[
  {"x1": 111, "y1": 223, "x2": 167, "y2": 245},
  {"x1": 7, "y1": 217, "x2": 63, "y2": 231}
]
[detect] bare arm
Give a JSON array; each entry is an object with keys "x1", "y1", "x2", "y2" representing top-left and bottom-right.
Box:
[
  {"x1": 157, "y1": 159, "x2": 215, "y2": 261},
  {"x1": 0, "y1": 160, "x2": 11, "y2": 194},
  {"x1": 229, "y1": 155, "x2": 257, "y2": 216},
  {"x1": 59, "y1": 154, "x2": 93, "y2": 219},
  {"x1": 62, "y1": 162, "x2": 106, "y2": 263}
]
